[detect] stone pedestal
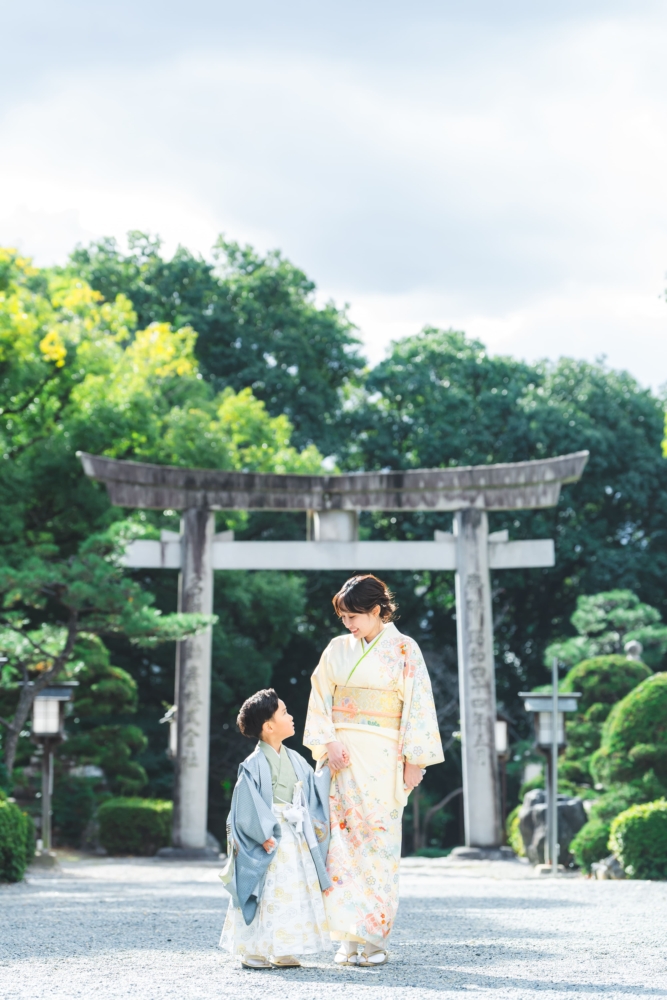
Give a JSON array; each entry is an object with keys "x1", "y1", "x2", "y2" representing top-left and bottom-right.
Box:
[
  {"x1": 454, "y1": 509, "x2": 502, "y2": 848},
  {"x1": 450, "y1": 846, "x2": 515, "y2": 861},
  {"x1": 172, "y1": 508, "x2": 215, "y2": 851}
]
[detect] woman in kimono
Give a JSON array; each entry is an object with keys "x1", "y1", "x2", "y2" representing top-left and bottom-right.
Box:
[{"x1": 304, "y1": 574, "x2": 444, "y2": 967}]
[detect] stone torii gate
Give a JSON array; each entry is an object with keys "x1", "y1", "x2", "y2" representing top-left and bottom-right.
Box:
[{"x1": 78, "y1": 449, "x2": 588, "y2": 857}]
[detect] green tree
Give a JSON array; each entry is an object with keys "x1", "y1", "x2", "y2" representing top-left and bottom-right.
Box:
[
  {"x1": 341, "y1": 328, "x2": 667, "y2": 718},
  {"x1": 591, "y1": 673, "x2": 667, "y2": 793},
  {"x1": 58, "y1": 635, "x2": 150, "y2": 796},
  {"x1": 67, "y1": 233, "x2": 363, "y2": 454},
  {"x1": 0, "y1": 524, "x2": 212, "y2": 779},
  {"x1": 546, "y1": 591, "x2": 667, "y2": 669},
  {"x1": 0, "y1": 246, "x2": 328, "y2": 827},
  {"x1": 559, "y1": 654, "x2": 652, "y2": 785},
  {"x1": 0, "y1": 247, "x2": 323, "y2": 564}
]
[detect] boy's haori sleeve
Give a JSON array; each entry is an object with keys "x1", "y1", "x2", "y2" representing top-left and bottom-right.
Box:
[
  {"x1": 233, "y1": 771, "x2": 280, "y2": 848},
  {"x1": 311, "y1": 761, "x2": 331, "y2": 804},
  {"x1": 306, "y1": 761, "x2": 331, "y2": 867}
]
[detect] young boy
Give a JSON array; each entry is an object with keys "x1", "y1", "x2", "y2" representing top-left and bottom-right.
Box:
[{"x1": 219, "y1": 688, "x2": 331, "y2": 969}]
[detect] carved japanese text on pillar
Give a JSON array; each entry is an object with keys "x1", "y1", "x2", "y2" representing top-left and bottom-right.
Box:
[
  {"x1": 180, "y1": 647, "x2": 203, "y2": 770},
  {"x1": 465, "y1": 574, "x2": 492, "y2": 766}
]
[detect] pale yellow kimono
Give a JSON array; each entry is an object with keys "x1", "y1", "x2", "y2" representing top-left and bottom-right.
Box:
[{"x1": 304, "y1": 622, "x2": 444, "y2": 946}]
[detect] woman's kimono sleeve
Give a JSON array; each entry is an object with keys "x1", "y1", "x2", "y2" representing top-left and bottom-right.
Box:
[
  {"x1": 399, "y1": 637, "x2": 445, "y2": 768},
  {"x1": 303, "y1": 642, "x2": 337, "y2": 762}
]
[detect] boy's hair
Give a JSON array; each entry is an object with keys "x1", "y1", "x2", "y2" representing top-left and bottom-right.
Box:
[{"x1": 237, "y1": 688, "x2": 280, "y2": 740}]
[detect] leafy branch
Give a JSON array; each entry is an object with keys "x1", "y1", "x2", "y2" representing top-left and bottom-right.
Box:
[{"x1": 0, "y1": 524, "x2": 215, "y2": 777}]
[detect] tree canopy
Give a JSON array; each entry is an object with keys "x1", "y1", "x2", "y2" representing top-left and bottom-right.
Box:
[
  {"x1": 0, "y1": 244, "x2": 325, "y2": 831},
  {"x1": 546, "y1": 591, "x2": 667, "y2": 669},
  {"x1": 67, "y1": 233, "x2": 363, "y2": 455},
  {"x1": 4, "y1": 235, "x2": 667, "y2": 850}
]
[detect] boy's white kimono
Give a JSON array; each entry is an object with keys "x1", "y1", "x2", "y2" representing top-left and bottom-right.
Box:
[{"x1": 219, "y1": 743, "x2": 331, "y2": 959}]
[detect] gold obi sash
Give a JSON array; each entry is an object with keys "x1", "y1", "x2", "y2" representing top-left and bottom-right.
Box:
[{"x1": 332, "y1": 685, "x2": 402, "y2": 731}]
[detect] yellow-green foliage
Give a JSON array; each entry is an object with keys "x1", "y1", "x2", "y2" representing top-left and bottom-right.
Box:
[
  {"x1": 506, "y1": 805, "x2": 525, "y2": 857},
  {"x1": 610, "y1": 800, "x2": 667, "y2": 879},
  {"x1": 0, "y1": 246, "x2": 323, "y2": 485}
]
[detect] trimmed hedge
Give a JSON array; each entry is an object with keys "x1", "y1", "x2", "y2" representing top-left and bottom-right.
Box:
[
  {"x1": 98, "y1": 797, "x2": 172, "y2": 856},
  {"x1": 561, "y1": 656, "x2": 652, "y2": 717},
  {"x1": 610, "y1": 799, "x2": 667, "y2": 879},
  {"x1": 570, "y1": 819, "x2": 611, "y2": 873},
  {"x1": 0, "y1": 796, "x2": 35, "y2": 882},
  {"x1": 560, "y1": 656, "x2": 652, "y2": 785},
  {"x1": 592, "y1": 673, "x2": 667, "y2": 787}
]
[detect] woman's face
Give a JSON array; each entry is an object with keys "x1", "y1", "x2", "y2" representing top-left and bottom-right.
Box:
[{"x1": 339, "y1": 604, "x2": 382, "y2": 641}]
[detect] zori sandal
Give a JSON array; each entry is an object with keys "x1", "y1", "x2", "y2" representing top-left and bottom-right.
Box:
[
  {"x1": 357, "y1": 948, "x2": 388, "y2": 967},
  {"x1": 270, "y1": 955, "x2": 301, "y2": 967},
  {"x1": 334, "y1": 946, "x2": 359, "y2": 966},
  {"x1": 241, "y1": 954, "x2": 272, "y2": 969}
]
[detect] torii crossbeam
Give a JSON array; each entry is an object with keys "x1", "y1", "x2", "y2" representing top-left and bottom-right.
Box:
[{"x1": 78, "y1": 450, "x2": 588, "y2": 857}]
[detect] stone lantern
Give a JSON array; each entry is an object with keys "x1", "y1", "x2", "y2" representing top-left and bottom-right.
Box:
[
  {"x1": 31, "y1": 683, "x2": 78, "y2": 860},
  {"x1": 519, "y1": 668, "x2": 581, "y2": 875}
]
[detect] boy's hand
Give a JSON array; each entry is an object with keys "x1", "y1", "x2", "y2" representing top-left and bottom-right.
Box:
[
  {"x1": 262, "y1": 837, "x2": 276, "y2": 853},
  {"x1": 326, "y1": 740, "x2": 350, "y2": 772}
]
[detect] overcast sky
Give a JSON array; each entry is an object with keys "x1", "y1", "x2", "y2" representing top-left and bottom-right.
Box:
[{"x1": 2, "y1": 1, "x2": 667, "y2": 387}]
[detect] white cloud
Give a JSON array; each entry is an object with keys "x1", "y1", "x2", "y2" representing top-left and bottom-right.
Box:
[{"x1": 0, "y1": 4, "x2": 666, "y2": 385}]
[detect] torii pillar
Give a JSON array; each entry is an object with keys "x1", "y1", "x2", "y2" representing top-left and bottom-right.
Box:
[{"x1": 78, "y1": 450, "x2": 588, "y2": 855}]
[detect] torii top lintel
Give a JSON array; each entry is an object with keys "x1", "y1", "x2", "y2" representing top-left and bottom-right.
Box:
[{"x1": 77, "y1": 450, "x2": 589, "y2": 513}]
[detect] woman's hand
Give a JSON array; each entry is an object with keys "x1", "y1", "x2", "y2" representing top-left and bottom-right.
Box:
[
  {"x1": 326, "y1": 740, "x2": 350, "y2": 772},
  {"x1": 403, "y1": 761, "x2": 424, "y2": 791},
  {"x1": 262, "y1": 837, "x2": 276, "y2": 853}
]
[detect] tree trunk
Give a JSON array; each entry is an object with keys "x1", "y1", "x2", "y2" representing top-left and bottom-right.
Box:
[
  {"x1": 2, "y1": 617, "x2": 78, "y2": 779},
  {"x1": 3, "y1": 680, "x2": 36, "y2": 777},
  {"x1": 422, "y1": 787, "x2": 463, "y2": 848}
]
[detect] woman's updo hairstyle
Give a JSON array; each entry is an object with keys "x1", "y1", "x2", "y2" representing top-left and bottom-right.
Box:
[{"x1": 332, "y1": 574, "x2": 397, "y2": 623}]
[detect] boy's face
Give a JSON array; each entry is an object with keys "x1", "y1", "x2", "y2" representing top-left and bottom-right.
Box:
[{"x1": 261, "y1": 699, "x2": 295, "y2": 743}]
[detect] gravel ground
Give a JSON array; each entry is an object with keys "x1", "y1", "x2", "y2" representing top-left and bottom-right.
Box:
[{"x1": 2, "y1": 853, "x2": 667, "y2": 1000}]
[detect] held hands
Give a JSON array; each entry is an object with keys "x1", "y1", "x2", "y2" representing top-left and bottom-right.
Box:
[
  {"x1": 325, "y1": 740, "x2": 350, "y2": 773},
  {"x1": 403, "y1": 761, "x2": 425, "y2": 791},
  {"x1": 262, "y1": 837, "x2": 276, "y2": 853}
]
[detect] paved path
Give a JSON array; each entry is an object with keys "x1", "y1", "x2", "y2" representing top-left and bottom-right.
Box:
[{"x1": 2, "y1": 854, "x2": 666, "y2": 999}]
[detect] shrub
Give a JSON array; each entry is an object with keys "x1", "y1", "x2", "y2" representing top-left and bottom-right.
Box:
[
  {"x1": 589, "y1": 784, "x2": 646, "y2": 825},
  {"x1": 52, "y1": 777, "x2": 97, "y2": 847},
  {"x1": 610, "y1": 800, "x2": 667, "y2": 879},
  {"x1": 412, "y1": 847, "x2": 452, "y2": 858},
  {"x1": 506, "y1": 805, "x2": 525, "y2": 857},
  {"x1": 0, "y1": 797, "x2": 35, "y2": 882},
  {"x1": 570, "y1": 819, "x2": 611, "y2": 872},
  {"x1": 98, "y1": 797, "x2": 172, "y2": 855},
  {"x1": 592, "y1": 673, "x2": 667, "y2": 788},
  {"x1": 560, "y1": 656, "x2": 652, "y2": 785},
  {"x1": 561, "y1": 655, "x2": 652, "y2": 716}
]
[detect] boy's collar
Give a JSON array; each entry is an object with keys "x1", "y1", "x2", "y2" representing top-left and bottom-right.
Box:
[{"x1": 258, "y1": 739, "x2": 282, "y2": 758}]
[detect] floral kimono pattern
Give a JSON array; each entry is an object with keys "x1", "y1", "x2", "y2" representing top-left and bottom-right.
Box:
[{"x1": 304, "y1": 622, "x2": 444, "y2": 946}]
